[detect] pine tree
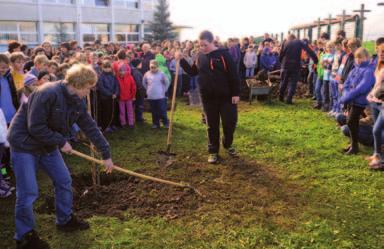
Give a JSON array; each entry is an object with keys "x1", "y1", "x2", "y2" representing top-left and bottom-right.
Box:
[{"x1": 149, "y1": 0, "x2": 175, "y2": 41}]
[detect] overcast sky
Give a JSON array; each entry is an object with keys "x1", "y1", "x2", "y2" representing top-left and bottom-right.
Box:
[{"x1": 168, "y1": 0, "x2": 384, "y2": 40}]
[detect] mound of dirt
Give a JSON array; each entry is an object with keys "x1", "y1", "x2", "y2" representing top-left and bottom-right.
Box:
[
  {"x1": 38, "y1": 172, "x2": 203, "y2": 220},
  {"x1": 37, "y1": 158, "x2": 305, "y2": 228}
]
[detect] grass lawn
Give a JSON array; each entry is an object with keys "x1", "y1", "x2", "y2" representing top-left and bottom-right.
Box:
[{"x1": 1, "y1": 99, "x2": 384, "y2": 249}]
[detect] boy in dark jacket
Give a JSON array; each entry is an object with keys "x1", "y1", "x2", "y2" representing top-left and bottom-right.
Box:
[
  {"x1": 178, "y1": 30, "x2": 240, "y2": 164},
  {"x1": 97, "y1": 60, "x2": 119, "y2": 131},
  {"x1": 130, "y1": 58, "x2": 146, "y2": 123}
]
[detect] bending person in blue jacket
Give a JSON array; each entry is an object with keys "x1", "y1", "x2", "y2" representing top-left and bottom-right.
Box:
[
  {"x1": 8, "y1": 64, "x2": 114, "y2": 249},
  {"x1": 339, "y1": 48, "x2": 375, "y2": 155}
]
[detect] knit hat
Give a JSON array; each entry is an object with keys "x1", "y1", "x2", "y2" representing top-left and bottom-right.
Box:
[{"x1": 24, "y1": 74, "x2": 37, "y2": 87}]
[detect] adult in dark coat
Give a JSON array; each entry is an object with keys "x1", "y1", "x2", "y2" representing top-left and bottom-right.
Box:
[{"x1": 278, "y1": 34, "x2": 318, "y2": 104}]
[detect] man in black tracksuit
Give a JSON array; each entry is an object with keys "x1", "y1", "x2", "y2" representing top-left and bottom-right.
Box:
[
  {"x1": 178, "y1": 30, "x2": 240, "y2": 163},
  {"x1": 279, "y1": 34, "x2": 318, "y2": 104}
]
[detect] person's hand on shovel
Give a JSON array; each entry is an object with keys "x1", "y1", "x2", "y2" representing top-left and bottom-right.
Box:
[
  {"x1": 103, "y1": 158, "x2": 114, "y2": 174},
  {"x1": 61, "y1": 141, "x2": 73, "y2": 154}
]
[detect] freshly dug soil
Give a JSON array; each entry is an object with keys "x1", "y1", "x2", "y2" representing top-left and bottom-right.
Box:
[
  {"x1": 38, "y1": 172, "x2": 202, "y2": 220},
  {"x1": 37, "y1": 158, "x2": 305, "y2": 228}
]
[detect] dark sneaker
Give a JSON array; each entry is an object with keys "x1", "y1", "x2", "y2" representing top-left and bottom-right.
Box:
[
  {"x1": 286, "y1": 100, "x2": 293, "y2": 105},
  {"x1": 57, "y1": 214, "x2": 90, "y2": 232},
  {"x1": 345, "y1": 147, "x2": 358, "y2": 155},
  {"x1": 313, "y1": 104, "x2": 322, "y2": 109},
  {"x1": 0, "y1": 187, "x2": 12, "y2": 198},
  {"x1": 208, "y1": 154, "x2": 218, "y2": 164},
  {"x1": 343, "y1": 145, "x2": 351, "y2": 152},
  {"x1": 226, "y1": 147, "x2": 238, "y2": 157},
  {"x1": 16, "y1": 230, "x2": 50, "y2": 249}
]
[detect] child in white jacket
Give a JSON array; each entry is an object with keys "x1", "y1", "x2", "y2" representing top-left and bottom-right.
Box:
[
  {"x1": 244, "y1": 45, "x2": 257, "y2": 78},
  {"x1": 0, "y1": 108, "x2": 14, "y2": 198}
]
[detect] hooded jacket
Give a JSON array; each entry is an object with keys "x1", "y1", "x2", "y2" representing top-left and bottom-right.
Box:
[
  {"x1": 340, "y1": 61, "x2": 375, "y2": 107},
  {"x1": 0, "y1": 69, "x2": 19, "y2": 111},
  {"x1": 116, "y1": 62, "x2": 137, "y2": 101},
  {"x1": 243, "y1": 50, "x2": 257, "y2": 69},
  {"x1": 180, "y1": 48, "x2": 240, "y2": 102},
  {"x1": 7, "y1": 82, "x2": 111, "y2": 159},
  {"x1": 97, "y1": 71, "x2": 119, "y2": 99}
]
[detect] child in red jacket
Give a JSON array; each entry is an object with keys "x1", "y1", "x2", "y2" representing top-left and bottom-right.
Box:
[{"x1": 116, "y1": 62, "x2": 136, "y2": 127}]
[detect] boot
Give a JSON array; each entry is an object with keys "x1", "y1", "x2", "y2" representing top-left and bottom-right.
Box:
[
  {"x1": 57, "y1": 214, "x2": 90, "y2": 232},
  {"x1": 16, "y1": 230, "x2": 50, "y2": 249}
]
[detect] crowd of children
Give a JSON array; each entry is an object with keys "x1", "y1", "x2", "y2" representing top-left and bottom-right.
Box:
[{"x1": 1, "y1": 31, "x2": 384, "y2": 198}]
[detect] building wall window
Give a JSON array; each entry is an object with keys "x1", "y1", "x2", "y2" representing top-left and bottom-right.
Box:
[
  {"x1": 44, "y1": 22, "x2": 75, "y2": 44},
  {"x1": 142, "y1": 0, "x2": 154, "y2": 11},
  {"x1": 42, "y1": 0, "x2": 74, "y2": 4},
  {"x1": 81, "y1": 23, "x2": 110, "y2": 43},
  {"x1": 82, "y1": 0, "x2": 109, "y2": 6},
  {"x1": 115, "y1": 24, "x2": 140, "y2": 43},
  {"x1": 114, "y1": 0, "x2": 138, "y2": 9},
  {"x1": 0, "y1": 21, "x2": 38, "y2": 45}
]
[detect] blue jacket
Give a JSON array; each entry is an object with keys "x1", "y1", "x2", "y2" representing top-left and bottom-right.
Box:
[
  {"x1": 260, "y1": 48, "x2": 278, "y2": 72},
  {"x1": 0, "y1": 69, "x2": 19, "y2": 112},
  {"x1": 8, "y1": 82, "x2": 111, "y2": 159},
  {"x1": 97, "y1": 72, "x2": 119, "y2": 99},
  {"x1": 340, "y1": 61, "x2": 375, "y2": 107}
]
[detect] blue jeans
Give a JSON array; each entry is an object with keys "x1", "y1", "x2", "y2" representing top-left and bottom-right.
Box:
[
  {"x1": 190, "y1": 76, "x2": 198, "y2": 91},
  {"x1": 370, "y1": 102, "x2": 381, "y2": 122},
  {"x1": 149, "y1": 98, "x2": 169, "y2": 127},
  {"x1": 322, "y1": 80, "x2": 330, "y2": 110},
  {"x1": 330, "y1": 79, "x2": 340, "y2": 113},
  {"x1": 245, "y1": 67, "x2": 255, "y2": 78},
  {"x1": 315, "y1": 78, "x2": 323, "y2": 105},
  {"x1": 12, "y1": 149, "x2": 72, "y2": 240},
  {"x1": 373, "y1": 110, "x2": 384, "y2": 155}
]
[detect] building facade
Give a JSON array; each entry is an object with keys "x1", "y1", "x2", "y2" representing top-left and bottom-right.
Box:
[{"x1": 0, "y1": 0, "x2": 155, "y2": 51}]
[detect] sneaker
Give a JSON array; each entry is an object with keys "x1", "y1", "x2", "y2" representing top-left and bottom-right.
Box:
[
  {"x1": 369, "y1": 163, "x2": 384, "y2": 171},
  {"x1": 313, "y1": 104, "x2": 322, "y2": 109},
  {"x1": 0, "y1": 187, "x2": 12, "y2": 198},
  {"x1": 104, "y1": 127, "x2": 114, "y2": 133},
  {"x1": 163, "y1": 124, "x2": 169, "y2": 129},
  {"x1": 345, "y1": 147, "x2": 358, "y2": 155},
  {"x1": 16, "y1": 230, "x2": 50, "y2": 249},
  {"x1": 0, "y1": 180, "x2": 15, "y2": 192},
  {"x1": 286, "y1": 100, "x2": 293, "y2": 105},
  {"x1": 226, "y1": 147, "x2": 238, "y2": 157},
  {"x1": 369, "y1": 155, "x2": 381, "y2": 167},
  {"x1": 56, "y1": 214, "x2": 90, "y2": 232},
  {"x1": 208, "y1": 154, "x2": 218, "y2": 164},
  {"x1": 151, "y1": 125, "x2": 160, "y2": 129}
]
